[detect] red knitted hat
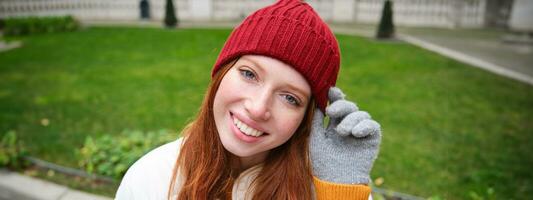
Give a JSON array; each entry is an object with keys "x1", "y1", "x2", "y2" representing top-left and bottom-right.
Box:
[{"x1": 212, "y1": 0, "x2": 340, "y2": 111}]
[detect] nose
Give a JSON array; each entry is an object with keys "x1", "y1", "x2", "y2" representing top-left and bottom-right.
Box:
[{"x1": 244, "y1": 89, "x2": 272, "y2": 121}]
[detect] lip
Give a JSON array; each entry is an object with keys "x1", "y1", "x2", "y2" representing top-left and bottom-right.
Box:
[
  {"x1": 231, "y1": 112, "x2": 267, "y2": 133},
  {"x1": 229, "y1": 112, "x2": 267, "y2": 143}
]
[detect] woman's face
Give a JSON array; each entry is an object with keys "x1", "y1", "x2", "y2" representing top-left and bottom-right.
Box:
[{"x1": 213, "y1": 55, "x2": 311, "y2": 167}]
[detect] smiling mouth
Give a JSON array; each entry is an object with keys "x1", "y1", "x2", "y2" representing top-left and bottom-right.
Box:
[{"x1": 231, "y1": 113, "x2": 267, "y2": 137}]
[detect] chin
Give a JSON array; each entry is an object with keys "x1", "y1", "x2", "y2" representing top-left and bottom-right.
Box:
[
  {"x1": 219, "y1": 134, "x2": 257, "y2": 157},
  {"x1": 226, "y1": 147, "x2": 255, "y2": 157}
]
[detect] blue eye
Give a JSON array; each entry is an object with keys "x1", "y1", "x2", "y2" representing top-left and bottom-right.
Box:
[
  {"x1": 283, "y1": 94, "x2": 300, "y2": 106},
  {"x1": 239, "y1": 69, "x2": 256, "y2": 80}
]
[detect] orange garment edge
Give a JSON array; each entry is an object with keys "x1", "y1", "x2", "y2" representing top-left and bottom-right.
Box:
[{"x1": 313, "y1": 177, "x2": 371, "y2": 200}]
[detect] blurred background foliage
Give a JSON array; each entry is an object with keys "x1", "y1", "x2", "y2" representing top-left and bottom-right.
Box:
[{"x1": 0, "y1": 16, "x2": 80, "y2": 36}]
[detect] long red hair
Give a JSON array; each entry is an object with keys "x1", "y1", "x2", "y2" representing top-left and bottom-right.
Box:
[{"x1": 168, "y1": 59, "x2": 316, "y2": 199}]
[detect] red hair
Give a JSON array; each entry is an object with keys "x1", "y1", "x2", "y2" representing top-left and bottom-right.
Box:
[{"x1": 169, "y1": 60, "x2": 316, "y2": 199}]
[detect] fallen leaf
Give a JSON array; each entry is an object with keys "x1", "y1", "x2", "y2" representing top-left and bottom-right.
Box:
[{"x1": 375, "y1": 177, "x2": 384, "y2": 186}]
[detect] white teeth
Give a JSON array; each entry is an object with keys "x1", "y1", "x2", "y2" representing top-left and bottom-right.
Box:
[{"x1": 233, "y1": 117, "x2": 264, "y2": 137}]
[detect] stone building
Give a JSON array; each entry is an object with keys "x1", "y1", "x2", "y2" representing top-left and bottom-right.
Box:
[{"x1": 0, "y1": 0, "x2": 531, "y2": 31}]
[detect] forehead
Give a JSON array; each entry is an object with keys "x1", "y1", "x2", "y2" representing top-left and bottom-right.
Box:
[{"x1": 237, "y1": 55, "x2": 311, "y2": 96}]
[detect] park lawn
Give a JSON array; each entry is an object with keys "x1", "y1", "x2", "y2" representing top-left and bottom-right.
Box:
[{"x1": 1, "y1": 27, "x2": 531, "y2": 199}]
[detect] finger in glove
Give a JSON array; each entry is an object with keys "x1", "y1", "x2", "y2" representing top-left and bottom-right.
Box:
[
  {"x1": 326, "y1": 100, "x2": 358, "y2": 119},
  {"x1": 351, "y1": 119, "x2": 381, "y2": 138},
  {"x1": 335, "y1": 111, "x2": 371, "y2": 136},
  {"x1": 328, "y1": 87, "x2": 346, "y2": 103}
]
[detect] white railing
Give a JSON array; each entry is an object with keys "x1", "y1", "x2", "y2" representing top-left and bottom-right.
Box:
[
  {"x1": 0, "y1": 0, "x2": 189, "y2": 21},
  {"x1": 212, "y1": 0, "x2": 272, "y2": 20},
  {"x1": 356, "y1": 0, "x2": 486, "y2": 28},
  {"x1": 0, "y1": 0, "x2": 487, "y2": 28}
]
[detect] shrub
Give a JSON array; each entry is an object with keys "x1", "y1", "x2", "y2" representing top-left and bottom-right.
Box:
[
  {"x1": 469, "y1": 187, "x2": 496, "y2": 200},
  {"x1": 3, "y1": 16, "x2": 80, "y2": 36},
  {"x1": 376, "y1": 0, "x2": 395, "y2": 39},
  {"x1": 0, "y1": 18, "x2": 5, "y2": 30},
  {"x1": 0, "y1": 131, "x2": 29, "y2": 169},
  {"x1": 77, "y1": 130, "x2": 177, "y2": 179},
  {"x1": 164, "y1": 0, "x2": 178, "y2": 28}
]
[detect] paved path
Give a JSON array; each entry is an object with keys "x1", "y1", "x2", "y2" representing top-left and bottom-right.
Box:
[
  {"x1": 331, "y1": 24, "x2": 533, "y2": 85},
  {"x1": 0, "y1": 169, "x2": 112, "y2": 200},
  {"x1": 0, "y1": 41, "x2": 22, "y2": 52},
  {"x1": 399, "y1": 27, "x2": 533, "y2": 85}
]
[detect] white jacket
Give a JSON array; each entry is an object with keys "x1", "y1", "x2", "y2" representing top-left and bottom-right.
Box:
[{"x1": 115, "y1": 138, "x2": 260, "y2": 200}]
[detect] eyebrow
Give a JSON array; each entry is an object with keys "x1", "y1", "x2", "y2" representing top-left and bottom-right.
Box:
[
  {"x1": 286, "y1": 84, "x2": 311, "y2": 102},
  {"x1": 241, "y1": 57, "x2": 310, "y2": 101},
  {"x1": 240, "y1": 57, "x2": 265, "y2": 74}
]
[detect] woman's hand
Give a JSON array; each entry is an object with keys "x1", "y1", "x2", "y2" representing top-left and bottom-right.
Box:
[{"x1": 310, "y1": 87, "x2": 381, "y2": 184}]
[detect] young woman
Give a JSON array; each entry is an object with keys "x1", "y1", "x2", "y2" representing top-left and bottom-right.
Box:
[{"x1": 116, "y1": 0, "x2": 381, "y2": 199}]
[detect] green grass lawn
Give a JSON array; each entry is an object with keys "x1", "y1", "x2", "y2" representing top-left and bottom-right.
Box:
[{"x1": 1, "y1": 27, "x2": 532, "y2": 199}]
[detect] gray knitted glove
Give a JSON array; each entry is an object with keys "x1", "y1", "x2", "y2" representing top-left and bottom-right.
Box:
[{"x1": 310, "y1": 87, "x2": 381, "y2": 184}]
